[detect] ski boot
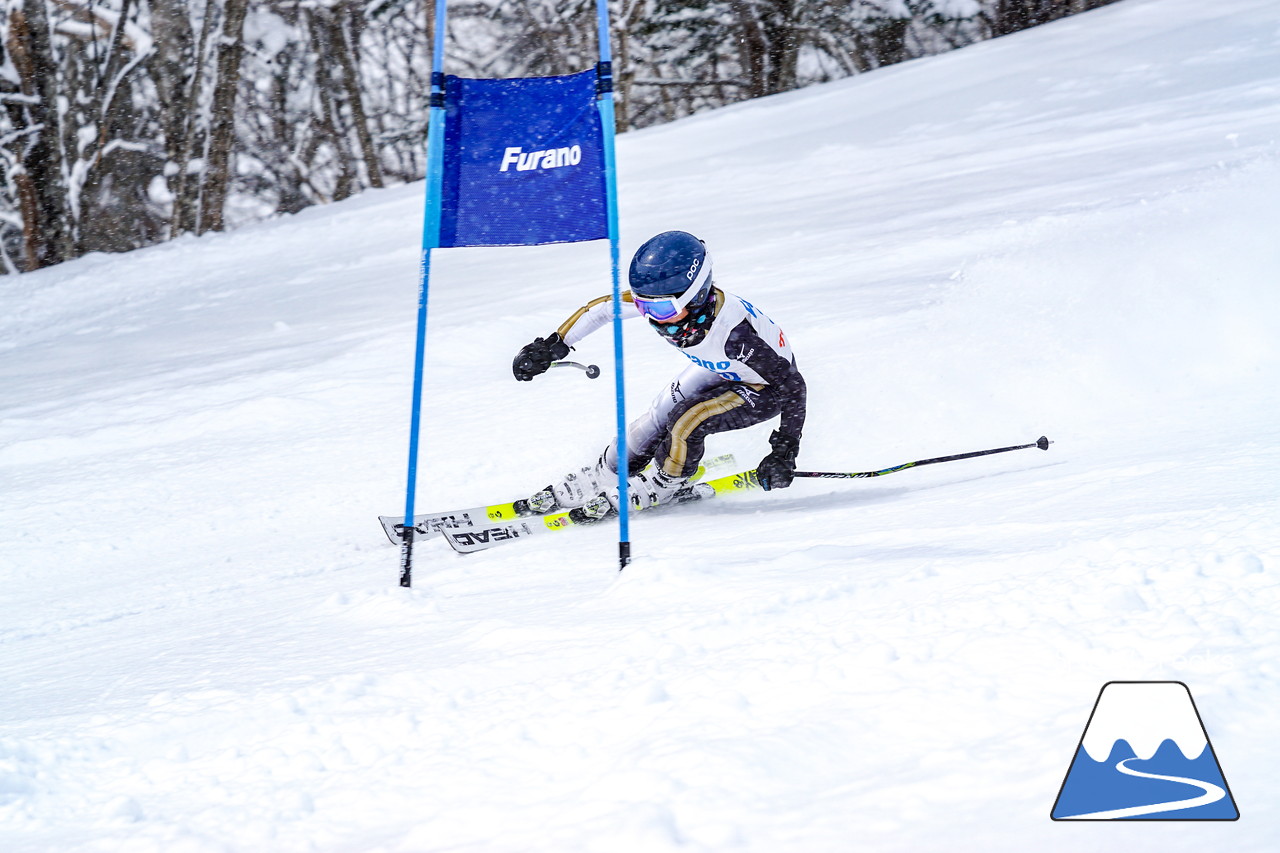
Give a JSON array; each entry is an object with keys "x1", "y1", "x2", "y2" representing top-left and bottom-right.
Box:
[
  {"x1": 614, "y1": 468, "x2": 688, "y2": 511},
  {"x1": 525, "y1": 457, "x2": 612, "y2": 514},
  {"x1": 526, "y1": 460, "x2": 697, "y2": 521}
]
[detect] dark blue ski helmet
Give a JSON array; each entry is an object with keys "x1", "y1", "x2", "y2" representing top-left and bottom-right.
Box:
[{"x1": 628, "y1": 231, "x2": 713, "y2": 322}]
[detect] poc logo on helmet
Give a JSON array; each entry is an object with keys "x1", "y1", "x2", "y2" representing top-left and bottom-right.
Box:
[{"x1": 686, "y1": 258, "x2": 701, "y2": 280}]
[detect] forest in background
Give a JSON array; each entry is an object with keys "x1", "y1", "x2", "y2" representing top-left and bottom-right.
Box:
[{"x1": 0, "y1": 0, "x2": 1115, "y2": 273}]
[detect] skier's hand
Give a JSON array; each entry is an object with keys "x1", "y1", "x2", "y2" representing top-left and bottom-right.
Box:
[
  {"x1": 756, "y1": 430, "x2": 800, "y2": 491},
  {"x1": 513, "y1": 333, "x2": 571, "y2": 381}
]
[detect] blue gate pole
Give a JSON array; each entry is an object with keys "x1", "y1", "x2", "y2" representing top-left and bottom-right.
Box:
[
  {"x1": 595, "y1": 0, "x2": 629, "y2": 571},
  {"x1": 400, "y1": 0, "x2": 450, "y2": 588}
]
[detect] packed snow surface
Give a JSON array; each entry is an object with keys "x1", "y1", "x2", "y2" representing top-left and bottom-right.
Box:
[{"x1": 3, "y1": 0, "x2": 1279, "y2": 849}]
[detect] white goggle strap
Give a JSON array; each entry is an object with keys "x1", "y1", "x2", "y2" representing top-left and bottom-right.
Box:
[
  {"x1": 686, "y1": 253, "x2": 712, "y2": 300},
  {"x1": 669, "y1": 253, "x2": 712, "y2": 311}
]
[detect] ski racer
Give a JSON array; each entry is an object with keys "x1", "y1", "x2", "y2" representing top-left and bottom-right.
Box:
[{"x1": 511, "y1": 230, "x2": 807, "y2": 518}]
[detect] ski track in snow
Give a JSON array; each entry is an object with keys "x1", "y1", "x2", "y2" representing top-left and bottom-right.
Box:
[{"x1": 3, "y1": 0, "x2": 1280, "y2": 850}]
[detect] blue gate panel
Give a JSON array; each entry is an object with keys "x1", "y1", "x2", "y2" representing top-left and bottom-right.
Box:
[{"x1": 437, "y1": 69, "x2": 607, "y2": 248}]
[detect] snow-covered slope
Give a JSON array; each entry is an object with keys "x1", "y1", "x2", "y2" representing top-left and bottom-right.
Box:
[{"x1": 3, "y1": 0, "x2": 1279, "y2": 849}]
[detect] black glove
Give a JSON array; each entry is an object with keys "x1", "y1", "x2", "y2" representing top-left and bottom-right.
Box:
[
  {"x1": 512, "y1": 333, "x2": 570, "y2": 381},
  {"x1": 756, "y1": 430, "x2": 800, "y2": 491}
]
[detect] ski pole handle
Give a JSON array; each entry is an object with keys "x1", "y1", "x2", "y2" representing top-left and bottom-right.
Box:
[
  {"x1": 551, "y1": 360, "x2": 601, "y2": 379},
  {"x1": 794, "y1": 436, "x2": 1052, "y2": 480}
]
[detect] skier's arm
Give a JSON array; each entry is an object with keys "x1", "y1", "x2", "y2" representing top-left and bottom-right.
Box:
[
  {"x1": 725, "y1": 321, "x2": 807, "y2": 489},
  {"x1": 512, "y1": 292, "x2": 636, "y2": 381},
  {"x1": 772, "y1": 366, "x2": 807, "y2": 441},
  {"x1": 754, "y1": 366, "x2": 807, "y2": 490},
  {"x1": 726, "y1": 322, "x2": 807, "y2": 440},
  {"x1": 556, "y1": 291, "x2": 636, "y2": 348}
]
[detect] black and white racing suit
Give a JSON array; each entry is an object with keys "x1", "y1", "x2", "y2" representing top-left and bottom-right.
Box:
[{"x1": 557, "y1": 287, "x2": 807, "y2": 479}]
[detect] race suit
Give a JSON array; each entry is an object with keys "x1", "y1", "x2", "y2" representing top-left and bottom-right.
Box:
[{"x1": 556, "y1": 287, "x2": 807, "y2": 479}]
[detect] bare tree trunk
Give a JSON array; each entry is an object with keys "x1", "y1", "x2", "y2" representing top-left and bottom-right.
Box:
[
  {"x1": 613, "y1": 0, "x2": 649, "y2": 132},
  {"x1": 762, "y1": 0, "x2": 799, "y2": 94},
  {"x1": 199, "y1": 0, "x2": 250, "y2": 234},
  {"x1": 148, "y1": 0, "x2": 195, "y2": 219},
  {"x1": 92, "y1": 0, "x2": 136, "y2": 141},
  {"x1": 327, "y1": 2, "x2": 383, "y2": 188},
  {"x1": 7, "y1": 0, "x2": 74, "y2": 269},
  {"x1": 729, "y1": 0, "x2": 769, "y2": 100},
  {"x1": 74, "y1": 0, "x2": 149, "y2": 254},
  {"x1": 307, "y1": 8, "x2": 357, "y2": 202},
  {"x1": 171, "y1": 0, "x2": 216, "y2": 236}
]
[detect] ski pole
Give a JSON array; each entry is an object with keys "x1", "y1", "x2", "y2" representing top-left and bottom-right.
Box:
[
  {"x1": 551, "y1": 360, "x2": 601, "y2": 379},
  {"x1": 794, "y1": 436, "x2": 1052, "y2": 480}
]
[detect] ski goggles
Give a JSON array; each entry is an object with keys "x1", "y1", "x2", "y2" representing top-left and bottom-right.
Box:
[
  {"x1": 632, "y1": 262, "x2": 713, "y2": 322},
  {"x1": 633, "y1": 292, "x2": 694, "y2": 322}
]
